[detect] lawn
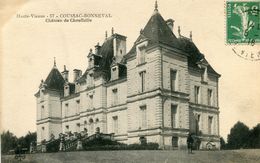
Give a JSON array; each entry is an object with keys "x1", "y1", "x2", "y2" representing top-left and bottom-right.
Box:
[{"x1": 2, "y1": 149, "x2": 260, "y2": 163}]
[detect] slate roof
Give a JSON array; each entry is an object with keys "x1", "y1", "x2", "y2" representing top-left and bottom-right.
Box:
[
  {"x1": 44, "y1": 67, "x2": 65, "y2": 91},
  {"x1": 178, "y1": 37, "x2": 220, "y2": 76},
  {"x1": 98, "y1": 37, "x2": 114, "y2": 75},
  {"x1": 142, "y1": 11, "x2": 180, "y2": 48},
  {"x1": 126, "y1": 9, "x2": 219, "y2": 76},
  {"x1": 79, "y1": 35, "x2": 126, "y2": 82},
  {"x1": 127, "y1": 10, "x2": 181, "y2": 56}
]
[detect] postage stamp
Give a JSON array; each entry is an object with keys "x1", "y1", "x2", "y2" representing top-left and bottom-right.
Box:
[{"x1": 226, "y1": 0, "x2": 260, "y2": 44}]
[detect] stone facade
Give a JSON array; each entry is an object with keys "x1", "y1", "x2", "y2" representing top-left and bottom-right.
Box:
[{"x1": 35, "y1": 4, "x2": 221, "y2": 150}]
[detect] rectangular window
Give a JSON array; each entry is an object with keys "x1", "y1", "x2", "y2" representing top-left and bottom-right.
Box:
[
  {"x1": 41, "y1": 105, "x2": 44, "y2": 119},
  {"x1": 207, "y1": 89, "x2": 213, "y2": 106},
  {"x1": 208, "y1": 116, "x2": 213, "y2": 134},
  {"x1": 194, "y1": 86, "x2": 200, "y2": 104},
  {"x1": 197, "y1": 114, "x2": 201, "y2": 133},
  {"x1": 171, "y1": 105, "x2": 177, "y2": 128},
  {"x1": 76, "y1": 123, "x2": 80, "y2": 133},
  {"x1": 76, "y1": 100, "x2": 80, "y2": 114},
  {"x1": 41, "y1": 127, "x2": 45, "y2": 140},
  {"x1": 113, "y1": 116, "x2": 118, "y2": 134},
  {"x1": 89, "y1": 95, "x2": 93, "y2": 109},
  {"x1": 170, "y1": 70, "x2": 177, "y2": 91},
  {"x1": 89, "y1": 73, "x2": 93, "y2": 86},
  {"x1": 112, "y1": 88, "x2": 118, "y2": 106},
  {"x1": 65, "y1": 125, "x2": 69, "y2": 133},
  {"x1": 140, "y1": 105, "x2": 147, "y2": 129},
  {"x1": 65, "y1": 103, "x2": 69, "y2": 117},
  {"x1": 140, "y1": 71, "x2": 146, "y2": 92}
]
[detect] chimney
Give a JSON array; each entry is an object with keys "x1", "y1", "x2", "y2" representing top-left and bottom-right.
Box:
[
  {"x1": 73, "y1": 69, "x2": 82, "y2": 82},
  {"x1": 95, "y1": 42, "x2": 101, "y2": 55},
  {"x1": 113, "y1": 33, "x2": 127, "y2": 62},
  {"x1": 166, "y1": 19, "x2": 174, "y2": 31},
  {"x1": 61, "y1": 65, "x2": 69, "y2": 82}
]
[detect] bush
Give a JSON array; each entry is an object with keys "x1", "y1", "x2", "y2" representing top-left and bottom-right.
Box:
[
  {"x1": 127, "y1": 143, "x2": 159, "y2": 150},
  {"x1": 83, "y1": 137, "x2": 159, "y2": 151},
  {"x1": 83, "y1": 137, "x2": 123, "y2": 149},
  {"x1": 46, "y1": 139, "x2": 60, "y2": 152}
]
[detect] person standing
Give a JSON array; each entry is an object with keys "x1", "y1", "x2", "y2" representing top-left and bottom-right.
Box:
[{"x1": 187, "y1": 133, "x2": 194, "y2": 154}]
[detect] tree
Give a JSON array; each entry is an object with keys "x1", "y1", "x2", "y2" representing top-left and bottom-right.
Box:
[
  {"x1": 227, "y1": 121, "x2": 249, "y2": 149},
  {"x1": 247, "y1": 123, "x2": 260, "y2": 148},
  {"x1": 1, "y1": 130, "x2": 18, "y2": 154},
  {"x1": 17, "y1": 131, "x2": 37, "y2": 150}
]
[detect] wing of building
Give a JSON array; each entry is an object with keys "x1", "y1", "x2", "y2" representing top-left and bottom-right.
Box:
[{"x1": 35, "y1": 2, "x2": 221, "y2": 150}]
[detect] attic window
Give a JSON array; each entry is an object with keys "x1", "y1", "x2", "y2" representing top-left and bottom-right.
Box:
[
  {"x1": 65, "y1": 86, "x2": 69, "y2": 89},
  {"x1": 201, "y1": 67, "x2": 208, "y2": 83},
  {"x1": 112, "y1": 67, "x2": 117, "y2": 71},
  {"x1": 138, "y1": 47, "x2": 146, "y2": 64}
]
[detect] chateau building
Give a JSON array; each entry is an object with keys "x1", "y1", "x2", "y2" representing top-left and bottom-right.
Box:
[{"x1": 35, "y1": 2, "x2": 221, "y2": 149}]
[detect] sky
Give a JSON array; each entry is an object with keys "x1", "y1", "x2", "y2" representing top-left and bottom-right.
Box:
[{"x1": 1, "y1": 0, "x2": 260, "y2": 140}]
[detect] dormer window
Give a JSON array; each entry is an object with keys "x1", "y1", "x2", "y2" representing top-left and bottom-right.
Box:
[
  {"x1": 139, "y1": 46, "x2": 146, "y2": 64},
  {"x1": 40, "y1": 89, "x2": 44, "y2": 101},
  {"x1": 136, "y1": 40, "x2": 148, "y2": 65},
  {"x1": 64, "y1": 85, "x2": 70, "y2": 97},
  {"x1": 111, "y1": 65, "x2": 119, "y2": 81},
  {"x1": 201, "y1": 67, "x2": 208, "y2": 83}
]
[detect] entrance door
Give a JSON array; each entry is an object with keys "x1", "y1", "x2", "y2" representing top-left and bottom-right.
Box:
[{"x1": 172, "y1": 136, "x2": 178, "y2": 148}]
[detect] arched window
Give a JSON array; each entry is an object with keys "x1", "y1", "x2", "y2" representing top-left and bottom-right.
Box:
[
  {"x1": 95, "y1": 118, "x2": 99, "y2": 123},
  {"x1": 139, "y1": 136, "x2": 147, "y2": 145},
  {"x1": 89, "y1": 118, "x2": 94, "y2": 134},
  {"x1": 96, "y1": 127, "x2": 100, "y2": 134}
]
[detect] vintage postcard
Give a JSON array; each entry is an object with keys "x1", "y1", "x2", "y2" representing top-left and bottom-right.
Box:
[{"x1": 1, "y1": 0, "x2": 260, "y2": 162}]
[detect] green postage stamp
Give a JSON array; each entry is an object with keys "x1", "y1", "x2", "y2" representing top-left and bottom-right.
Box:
[{"x1": 226, "y1": 0, "x2": 260, "y2": 44}]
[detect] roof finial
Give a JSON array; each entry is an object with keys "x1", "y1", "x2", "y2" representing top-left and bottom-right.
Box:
[
  {"x1": 178, "y1": 26, "x2": 181, "y2": 37},
  {"x1": 140, "y1": 28, "x2": 143, "y2": 34},
  {"x1": 154, "y1": 0, "x2": 158, "y2": 11},
  {"x1": 190, "y1": 31, "x2": 192, "y2": 41},
  {"x1": 105, "y1": 31, "x2": 108, "y2": 39},
  {"x1": 54, "y1": 57, "x2": 56, "y2": 67},
  {"x1": 111, "y1": 27, "x2": 114, "y2": 35}
]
